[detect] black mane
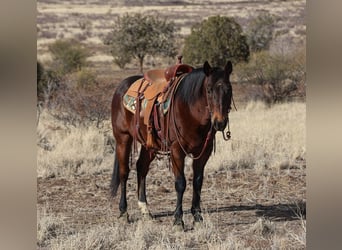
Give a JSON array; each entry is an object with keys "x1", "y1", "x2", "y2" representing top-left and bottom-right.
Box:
[
  {"x1": 176, "y1": 67, "x2": 224, "y2": 105},
  {"x1": 176, "y1": 68, "x2": 206, "y2": 105}
]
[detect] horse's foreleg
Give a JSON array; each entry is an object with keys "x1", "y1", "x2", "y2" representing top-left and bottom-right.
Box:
[
  {"x1": 115, "y1": 137, "x2": 132, "y2": 219},
  {"x1": 136, "y1": 146, "x2": 154, "y2": 219},
  {"x1": 171, "y1": 148, "x2": 186, "y2": 229},
  {"x1": 191, "y1": 144, "x2": 213, "y2": 224},
  {"x1": 191, "y1": 163, "x2": 205, "y2": 223}
]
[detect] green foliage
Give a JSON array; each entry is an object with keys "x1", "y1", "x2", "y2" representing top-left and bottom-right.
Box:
[
  {"x1": 236, "y1": 49, "x2": 306, "y2": 102},
  {"x1": 182, "y1": 16, "x2": 249, "y2": 67},
  {"x1": 49, "y1": 39, "x2": 89, "y2": 74},
  {"x1": 247, "y1": 13, "x2": 277, "y2": 52},
  {"x1": 104, "y1": 13, "x2": 177, "y2": 72}
]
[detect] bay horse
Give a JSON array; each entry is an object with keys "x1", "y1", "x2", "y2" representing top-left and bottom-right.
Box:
[{"x1": 110, "y1": 60, "x2": 233, "y2": 229}]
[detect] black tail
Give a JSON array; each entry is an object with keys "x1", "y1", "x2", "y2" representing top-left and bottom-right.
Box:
[{"x1": 110, "y1": 152, "x2": 120, "y2": 197}]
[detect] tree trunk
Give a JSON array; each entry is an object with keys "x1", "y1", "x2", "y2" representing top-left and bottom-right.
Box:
[{"x1": 138, "y1": 56, "x2": 144, "y2": 73}]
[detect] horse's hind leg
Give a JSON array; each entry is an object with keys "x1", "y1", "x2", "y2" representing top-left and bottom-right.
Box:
[
  {"x1": 115, "y1": 134, "x2": 133, "y2": 219},
  {"x1": 136, "y1": 146, "x2": 155, "y2": 219}
]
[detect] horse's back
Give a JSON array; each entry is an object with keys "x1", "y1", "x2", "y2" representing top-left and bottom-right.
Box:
[
  {"x1": 112, "y1": 75, "x2": 142, "y2": 112},
  {"x1": 113, "y1": 75, "x2": 143, "y2": 97}
]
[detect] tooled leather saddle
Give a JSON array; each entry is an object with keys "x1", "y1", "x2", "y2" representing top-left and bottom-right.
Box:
[{"x1": 123, "y1": 56, "x2": 193, "y2": 149}]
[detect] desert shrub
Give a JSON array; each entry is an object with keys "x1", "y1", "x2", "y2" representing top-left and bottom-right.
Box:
[
  {"x1": 49, "y1": 39, "x2": 89, "y2": 75},
  {"x1": 104, "y1": 13, "x2": 177, "y2": 72},
  {"x1": 37, "y1": 61, "x2": 46, "y2": 100},
  {"x1": 49, "y1": 82, "x2": 112, "y2": 128},
  {"x1": 37, "y1": 61, "x2": 44, "y2": 84},
  {"x1": 37, "y1": 61, "x2": 61, "y2": 105},
  {"x1": 75, "y1": 68, "x2": 97, "y2": 89},
  {"x1": 235, "y1": 49, "x2": 306, "y2": 102},
  {"x1": 182, "y1": 15, "x2": 249, "y2": 67},
  {"x1": 247, "y1": 12, "x2": 278, "y2": 52}
]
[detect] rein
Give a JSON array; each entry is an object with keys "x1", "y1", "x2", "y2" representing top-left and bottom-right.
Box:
[{"x1": 171, "y1": 99, "x2": 214, "y2": 160}]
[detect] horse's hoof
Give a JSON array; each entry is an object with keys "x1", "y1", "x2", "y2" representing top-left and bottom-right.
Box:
[
  {"x1": 118, "y1": 212, "x2": 129, "y2": 223},
  {"x1": 173, "y1": 219, "x2": 185, "y2": 231},
  {"x1": 193, "y1": 212, "x2": 203, "y2": 223}
]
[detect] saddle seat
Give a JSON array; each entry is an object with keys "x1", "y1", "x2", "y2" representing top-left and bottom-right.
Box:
[
  {"x1": 144, "y1": 69, "x2": 167, "y2": 85},
  {"x1": 164, "y1": 64, "x2": 193, "y2": 81},
  {"x1": 143, "y1": 64, "x2": 193, "y2": 84}
]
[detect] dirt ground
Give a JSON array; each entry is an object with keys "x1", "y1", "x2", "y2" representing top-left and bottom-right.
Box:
[{"x1": 37, "y1": 156, "x2": 306, "y2": 247}]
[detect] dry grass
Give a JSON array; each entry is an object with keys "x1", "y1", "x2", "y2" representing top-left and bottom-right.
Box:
[
  {"x1": 208, "y1": 101, "x2": 306, "y2": 173},
  {"x1": 37, "y1": 101, "x2": 306, "y2": 249},
  {"x1": 37, "y1": 212, "x2": 305, "y2": 249},
  {"x1": 37, "y1": 110, "x2": 113, "y2": 178}
]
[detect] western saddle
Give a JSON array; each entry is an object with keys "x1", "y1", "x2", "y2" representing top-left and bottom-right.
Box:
[{"x1": 123, "y1": 56, "x2": 193, "y2": 149}]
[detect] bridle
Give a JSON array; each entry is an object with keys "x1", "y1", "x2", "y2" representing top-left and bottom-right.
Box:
[{"x1": 205, "y1": 77, "x2": 234, "y2": 142}]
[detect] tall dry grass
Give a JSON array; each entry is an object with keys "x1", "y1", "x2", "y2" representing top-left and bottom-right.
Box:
[
  {"x1": 37, "y1": 110, "x2": 113, "y2": 178},
  {"x1": 207, "y1": 101, "x2": 305, "y2": 173},
  {"x1": 37, "y1": 101, "x2": 305, "y2": 178},
  {"x1": 37, "y1": 101, "x2": 306, "y2": 249}
]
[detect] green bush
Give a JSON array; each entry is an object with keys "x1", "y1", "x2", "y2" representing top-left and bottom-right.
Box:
[
  {"x1": 104, "y1": 13, "x2": 177, "y2": 72},
  {"x1": 246, "y1": 13, "x2": 278, "y2": 52},
  {"x1": 49, "y1": 39, "x2": 89, "y2": 74},
  {"x1": 182, "y1": 15, "x2": 249, "y2": 67},
  {"x1": 236, "y1": 49, "x2": 306, "y2": 102}
]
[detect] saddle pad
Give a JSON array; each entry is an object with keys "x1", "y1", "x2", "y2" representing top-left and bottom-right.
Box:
[{"x1": 123, "y1": 94, "x2": 171, "y2": 115}]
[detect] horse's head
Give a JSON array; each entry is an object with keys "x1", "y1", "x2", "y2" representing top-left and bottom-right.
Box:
[{"x1": 203, "y1": 60, "x2": 233, "y2": 131}]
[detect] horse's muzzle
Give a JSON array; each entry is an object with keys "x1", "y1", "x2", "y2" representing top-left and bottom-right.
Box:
[{"x1": 213, "y1": 117, "x2": 228, "y2": 131}]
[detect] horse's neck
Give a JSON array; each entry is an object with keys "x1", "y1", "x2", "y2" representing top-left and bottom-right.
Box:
[{"x1": 192, "y1": 99, "x2": 211, "y2": 126}]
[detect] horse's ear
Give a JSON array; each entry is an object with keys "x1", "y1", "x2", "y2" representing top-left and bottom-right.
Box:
[
  {"x1": 224, "y1": 60, "x2": 233, "y2": 75},
  {"x1": 203, "y1": 61, "x2": 212, "y2": 77}
]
